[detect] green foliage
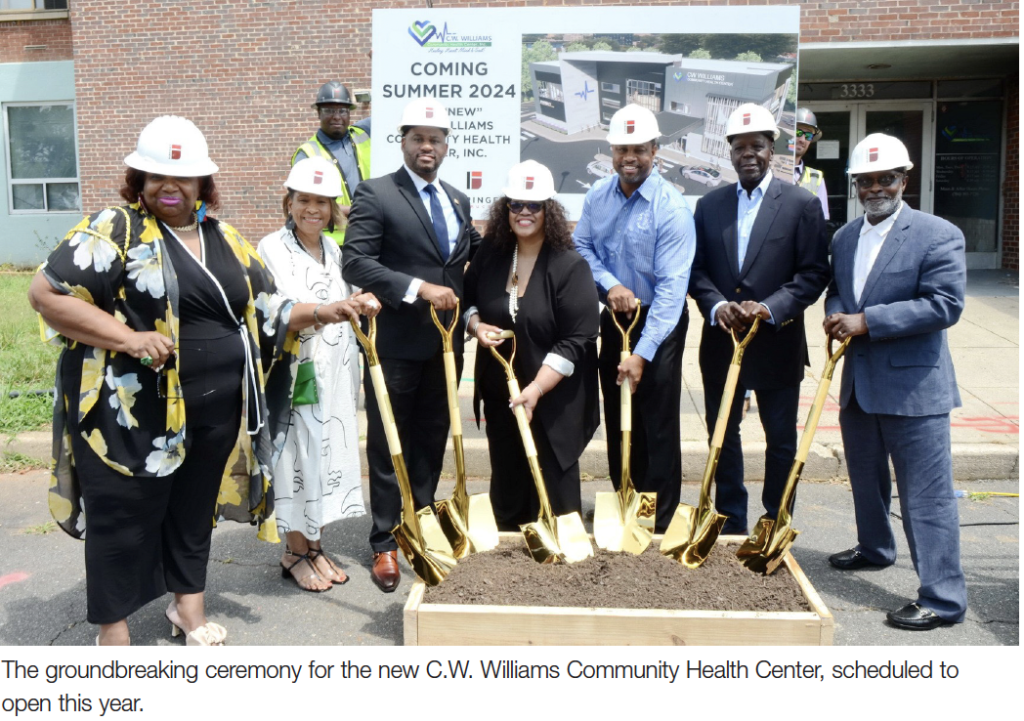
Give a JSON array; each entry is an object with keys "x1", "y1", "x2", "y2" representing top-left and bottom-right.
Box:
[
  {"x1": 0, "y1": 449, "x2": 46, "y2": 473},
  {"x1": 0, "y1": 272, "x2": 59, "y2": 433},
  {"x1": 735, "y1": 51, "x2": 763, "y2": 63},
  {"x1": 659, "y1": 34, "x2": 706, "y2": 56},
  {"x1": 522, "y1": 39, "x2": 558, "y2": 100},
  {"x1": 591, "y1": 41, "x2": 613, "y2": 52},
  {"x1": 22, "y1": 520, "x2": 58, "y2": 535},
  {"x1": 565, "y1": 42, "x2": 589, "y2": 53},
  {"x1": 704, "y1": 34, "x2": 795, "y2": 61},
  {"x1": 689, "y1": 49, "x2": 712, "y2": 59}
]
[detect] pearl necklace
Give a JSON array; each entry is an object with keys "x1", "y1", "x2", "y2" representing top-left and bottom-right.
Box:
[
  {"x1": 508, "y1": 243, "x2": 520, "y2": 322},
  {"x1": 167, "y1": 213, "x2": 198, "y2": 233}
]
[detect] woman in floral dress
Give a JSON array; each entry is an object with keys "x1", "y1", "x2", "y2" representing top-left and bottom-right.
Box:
[{"x1": 28, "y1": 116, "x2": 373, "y2": 646}]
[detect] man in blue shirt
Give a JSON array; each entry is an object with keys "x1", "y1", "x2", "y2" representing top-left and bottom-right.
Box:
[
  {"x1": 689, "y1": 103, "x2": 829, "y2": 536},
  {"x1": 575, "y1": 104, "x2": 696, "y2": 533}
]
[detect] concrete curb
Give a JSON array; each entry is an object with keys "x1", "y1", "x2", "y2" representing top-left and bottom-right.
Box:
[{"x1": 5, "y1": 430, "x2": 1018, "y2": 482}]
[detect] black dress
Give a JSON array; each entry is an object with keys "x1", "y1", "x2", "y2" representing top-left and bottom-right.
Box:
[
  {"x1": 464, "y1": 238, "x2": 599, "y2": 531},
  {"x1": 71, "y1": 227, "x2": 247, "y2": 624}
]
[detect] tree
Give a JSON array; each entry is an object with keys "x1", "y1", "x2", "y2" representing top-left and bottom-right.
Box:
[
  {"x1": 703, "y1": 34, "x2": 796, "y2": 61},
  {"x1": 735, "y1": 51, "x2": 763, "y2": 63},
  {"x1": 522, "y1": 40, "x2": 557, "y2": 100},
  {"x1": 591, "y1": 41, "x2": 613, "y2": 52},
  {"x1": 658, "y1": 34, "x2": 705, "y2": 56},
  {"x1": 688, "y1": 48, "x2": 711, "y2": 59},
  {"x1": 565, "y1": 42, "x2": 589, "y2": 53}
]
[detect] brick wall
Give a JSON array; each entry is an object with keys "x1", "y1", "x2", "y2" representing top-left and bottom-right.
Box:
[
  {"x1": 0, "y1": 19, "x2": 73, "y2": 63},
  {"x1": 67, "y1": 0, "x2": 1020, "y2": 243},
  {"x1": 1002, "y1": 72, "x2": 1018, "y2": 271}
]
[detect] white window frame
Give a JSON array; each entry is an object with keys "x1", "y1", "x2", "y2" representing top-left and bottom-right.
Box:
[
  {"x1": 3, "y1": 100, "x2": 81, "y2": 215},
  {"x1": 600, "y1": 82, "x2": 620, "y2": 94},
  {"x1": 0, "y1": 0, "x2": 69, "y2": 20}
]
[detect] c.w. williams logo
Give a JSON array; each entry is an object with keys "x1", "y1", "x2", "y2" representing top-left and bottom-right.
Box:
[
  {"x1": 408, "y1": 20, "x2": 492, "y2": 48},
  {"x1": 466, "y1": 171, "x2": 483, "y2": 190}
]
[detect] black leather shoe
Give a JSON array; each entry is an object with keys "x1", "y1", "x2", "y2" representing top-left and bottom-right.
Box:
[
  {"x1": 828, "y1": 548, "x2": 890, "y2": 570},
  {"x1": 886, "y1": 603, "x2": 953, "y2": 631}
]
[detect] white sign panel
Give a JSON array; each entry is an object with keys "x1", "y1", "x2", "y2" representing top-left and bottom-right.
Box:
[{"x1": 372, "y1": 7, "x2": 800, "y2": 218}]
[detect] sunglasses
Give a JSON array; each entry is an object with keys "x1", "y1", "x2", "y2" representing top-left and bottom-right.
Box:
[
  {"x1": 795, "y1": 129, "x2": 816, "y2": 140},
  {"x1": 507, "y1": 201, "x2": 544, "y2": 214},
  {"x1": 854, "y1": 174, "x2": 904, "y2": 190}
]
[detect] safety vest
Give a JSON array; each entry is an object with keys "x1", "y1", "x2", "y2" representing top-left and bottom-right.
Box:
[
  {"x1": 290, "y1": 126, "x2": 371, "y2": 245},
  {"x1": 798, "y1": 165, "x2": 824, "y2": 195}
]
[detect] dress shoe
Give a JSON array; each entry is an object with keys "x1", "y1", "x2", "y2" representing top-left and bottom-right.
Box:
[
  {"x1": 828, "y1": 548, "x2": 890, "y2": 570},
  {"x1": 371, "y1": 551, "x2": 401, "y2": 593},
  {"x1": 886, "y1": 603, "x2": 953, "y2": 631}
]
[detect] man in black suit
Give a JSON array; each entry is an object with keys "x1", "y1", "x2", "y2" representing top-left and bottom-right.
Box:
[
  {"x1": 689, "y1": 103, "x2": 829, "y2": 535},
  {"x1": 342, "y1": 97, "x2": 481, "y2": 592}
]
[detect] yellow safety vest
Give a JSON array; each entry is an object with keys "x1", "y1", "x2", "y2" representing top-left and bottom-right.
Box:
[
  {"x1": 798, "y1": 165, "x2": 824, "y2": 195},
  {"x1": 290, "y1": 126, "x2": 371, "y2": 245}
]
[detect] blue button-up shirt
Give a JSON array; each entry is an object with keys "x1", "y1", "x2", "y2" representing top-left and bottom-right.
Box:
[
  {"x1": 574, "y1": 172, "x2": 696, "y2": 362},
  {"x1": 736, "y1": 170, "x2": 773, "y2": 272}
]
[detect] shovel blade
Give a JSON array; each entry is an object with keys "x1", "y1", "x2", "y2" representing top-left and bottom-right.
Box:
[
  {"x1": 521, "y1": 520, "x2": 564, "y2": 564},
  {"x1": 738, "y1": 520, "x2": 799, "y2": 576},
  {"x1": 660, "y1": 503, "x2": 728, "y2": 568},
  {"x1": 435, "y1": 498, "x2": 472, "y2": 560},
  {"x1": 735, "y1": 514, "x2": 775, "y2": 562},
  {"x1": 594, "y1": 490, "x2": 656, "y2": 554},
  {"x1": 555, "y1": 511, "x2": 595, "y2": 563},
  {"x1": 436, "y1": 493, "x2": 499, "y2": 559},
  {"x1": 392, "y1": 507, "x2": 457, "y2": 586}
]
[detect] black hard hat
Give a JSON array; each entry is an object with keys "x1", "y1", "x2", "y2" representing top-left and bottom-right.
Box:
[
  {"x1": 795, "y1": 108, "x2": 822, "y2": 141},
  {"x1": 312, "y1": 81, "x2": 354, "y2": 108}
]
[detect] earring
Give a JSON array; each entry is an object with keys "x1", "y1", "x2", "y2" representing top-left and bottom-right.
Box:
[
  {"x1": 196, "y1": 200, "x2": 207, "y2": 222},
  {"x1": 137, "y1": 194, "x2": 150, "y2": 215}
]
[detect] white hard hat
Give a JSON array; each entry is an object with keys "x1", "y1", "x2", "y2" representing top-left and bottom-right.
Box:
[
  {"x1": 398, "y1": 97, "x2": 450, "y2": 134},
  {"x1": 725, "y1": 103, "x2": 780, "y2": 141},
  {"x1": 124, "y1": 116, "x2": 219, "y2": 177},
  {"x1": 502, "y1": 160, "x2": 556, "y2": 201},
  {"x1": 284, "y1": 156, "x2": 343, "y2": 197},
  {"x1": 606, "y1": 104, "x2": 661, "y2": 145},
  {"x1": 848, "y1": 133, "x2": 914, "y2": 175}
]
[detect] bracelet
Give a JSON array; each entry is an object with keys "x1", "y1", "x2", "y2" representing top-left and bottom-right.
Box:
[
  {"x1": 312, "y1": 302, "x2": 325, "y2": 324},
  {"x1": 468, "y1": 317, "x2": 480, "y2": 336},
  {"x1": 529, "y1": 381, "x2": 544, "y2": 397}
]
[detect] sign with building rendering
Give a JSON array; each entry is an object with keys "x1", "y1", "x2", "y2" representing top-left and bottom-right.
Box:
[{"x1": 372, "y1": 6, "x2": 799, "y2": 219}]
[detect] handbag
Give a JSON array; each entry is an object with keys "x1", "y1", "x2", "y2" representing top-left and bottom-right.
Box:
[{"x1": 292, "y1": 335, "x2": 320, "y2": 407}]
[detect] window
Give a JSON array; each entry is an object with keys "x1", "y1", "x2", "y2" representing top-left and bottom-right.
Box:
[
  {"x1": 600, "y1": 82, "x2": 620, "y2": 94},
  {"x1": 537, "y1": 80, "x2": 564, "y2": 103},
  {"x1": 1, "y1": 1, "x2": 68, "y2": 10},
  {"x1": 4, "y1": 103, "x2": 80, "y2": 213},
  {"x1": 601, "y1": 98, "x2": 621, "y2": 109},
  {"x1": 626, "y1": 79, "x2": 662, "y2": 112}
]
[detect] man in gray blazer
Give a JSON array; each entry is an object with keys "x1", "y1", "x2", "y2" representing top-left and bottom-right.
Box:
[
  {"x1": 343, "y1": 98, "x2": 480, "y2": 593},
  {"x1": 824, "y1": 133, "x2": 967, "y2": 631}
]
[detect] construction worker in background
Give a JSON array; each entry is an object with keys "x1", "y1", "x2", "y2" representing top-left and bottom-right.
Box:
[
  {"x1": 793, "y1": 108, "x2": 829, "y2": 220},
  {"x1": 292, "y1": 81, "x2": 371, "y2": 244}
]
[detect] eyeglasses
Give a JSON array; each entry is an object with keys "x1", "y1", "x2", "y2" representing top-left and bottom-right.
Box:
[
  {"x1": 854, "y1": 174, "x2": 904, "y2": 190},
  {"x1": 508, "y1": 201, "x2": 544, "y2": 214},
  {"x1": 405, "y1": 134, "x2": 446, "y2": 146},
  {"x1": 795, "y1": 129, "x2": 816, "y2": 140},
  {"x1": 319, "y1": 106, "x2": 351, "y2": 117}
]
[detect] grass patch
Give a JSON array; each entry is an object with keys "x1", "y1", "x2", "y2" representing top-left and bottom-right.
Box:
[
  {"x1": 0, "y1": 271, "x2": 60, "y2": 433},
  {"x1": 0, "y1": 449, "x2": 47, "y2": 473},
  {"x1": 22, "y1": 520, "x2": 58, "y2": 535}
]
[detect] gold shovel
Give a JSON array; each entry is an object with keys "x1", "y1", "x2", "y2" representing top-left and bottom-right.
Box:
[
  {"x1": 737, "y1": 336, "x2": 850, "y2": 574},
  {"x1": 486, "y1": 330, "x2": 594, "y2": 564},
  {"x1": 430, "y1": 302, "x2": 499, "y2": 558},
  {"x1": 661, "y1": 316, "x2": 761, "y2": 568},
  {"x1": 350, "y1": 316, "x2": 457, "y2": 586},
  {"x1": 593, "y1": 299, "x2": 657, "y2": 554}
]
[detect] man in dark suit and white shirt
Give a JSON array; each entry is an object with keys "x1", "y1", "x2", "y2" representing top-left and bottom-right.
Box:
[
  {"x1": 689, "y1": 102, "x2": 829, "y2": 536},
  {"x1": 342, "y1": 97, "x2": 481, "y2": 592},
  {"x1": 824, "y1": 133, "x2": 967, "y2": 630}
]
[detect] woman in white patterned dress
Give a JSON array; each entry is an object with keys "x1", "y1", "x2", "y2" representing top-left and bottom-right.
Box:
[{"x1": 258, "y1": 157, "x2": 377, "y2": 592}]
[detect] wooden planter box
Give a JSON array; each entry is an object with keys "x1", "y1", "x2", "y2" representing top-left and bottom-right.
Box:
[{"x1": 403, "y1": 535, "x2": 833, "y2": 646}]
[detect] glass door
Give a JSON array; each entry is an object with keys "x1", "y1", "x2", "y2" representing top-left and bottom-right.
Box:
[{"x1": 858, "y1": 103, "x2": 933, "y2": 214}]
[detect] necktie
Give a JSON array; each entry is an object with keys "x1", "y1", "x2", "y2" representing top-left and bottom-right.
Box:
[{"x1": 425, "y1": 184, "x2": 450, "y2": 261}]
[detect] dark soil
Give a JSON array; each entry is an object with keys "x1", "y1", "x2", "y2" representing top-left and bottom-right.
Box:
[{"x1": 424, "y1": 542, "x2": 811, "y2": 613}]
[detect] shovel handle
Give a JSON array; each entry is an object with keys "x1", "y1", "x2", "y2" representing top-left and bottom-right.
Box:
[
  {"x1": 609, "y1": 299, "x2": 642, "y2": 354},
  {"x1": 442, "y1": 351, "x2": 462, "y2": 436},
  {"x1": 619, "y1": 350, "x2": 632, "y2": 432},
  {"x1": 429, "y1": 300, "x2": 460, "y2": 352}
]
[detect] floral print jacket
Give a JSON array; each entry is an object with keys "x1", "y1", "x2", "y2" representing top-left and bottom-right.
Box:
[{"x1": 41, "y1": 204, "x2": 299, "y2": 542}]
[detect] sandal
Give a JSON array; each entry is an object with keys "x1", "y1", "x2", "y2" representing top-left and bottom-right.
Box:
[
  {"x1": 308, "y1": 547, "x2": 349, "y2": 585},
  {"x1": 166, "y1": 605, "x2": 227, "y2": 646},
  {"x1": 280, "y1": 551, "x2": 332, "y2": 593}
]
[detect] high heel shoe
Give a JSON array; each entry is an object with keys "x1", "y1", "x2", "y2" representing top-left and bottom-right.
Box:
[{"x1": 167, "y1": 610, "x2": 226, "y2": 646}]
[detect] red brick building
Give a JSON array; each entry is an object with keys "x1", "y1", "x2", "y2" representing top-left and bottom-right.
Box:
[{"x1": 2, "y1": 1, "x2": 1018, "y2": 269}]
